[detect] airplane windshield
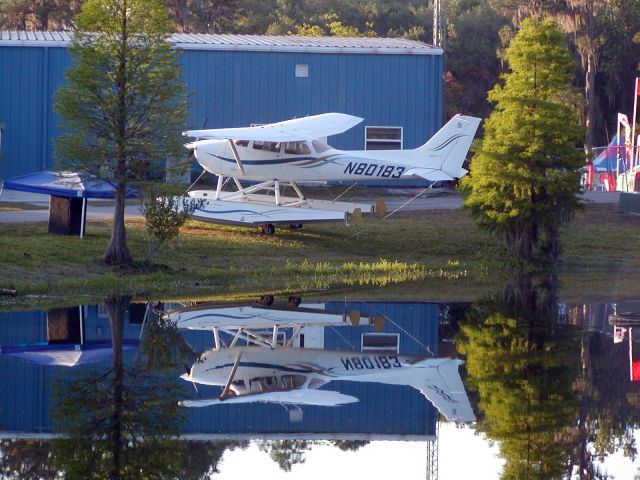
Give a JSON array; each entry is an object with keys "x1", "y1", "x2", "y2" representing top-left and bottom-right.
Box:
[
  {"x1": 312, "y1": 140, "x2": 331, "y2": 153},
  {"x1": 234, "y1": 140, "x2": 249, "y2": 147}
]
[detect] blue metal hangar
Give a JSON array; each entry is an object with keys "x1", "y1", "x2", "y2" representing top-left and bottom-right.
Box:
[{"x1": 0, "y1": 31, "x2": 443, "y2": 180}]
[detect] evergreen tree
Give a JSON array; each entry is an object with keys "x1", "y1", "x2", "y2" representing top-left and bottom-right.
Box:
[
  {"x1": 461, "y1": 18, "x2": 584, "y2": 264},
  {"x1": 54, "y1": 0, "x2": 188, "y2": 265}
]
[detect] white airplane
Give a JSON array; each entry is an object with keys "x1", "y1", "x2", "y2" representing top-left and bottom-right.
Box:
[
  {"x1": 175, "y1": 307, "x2": 475, "y2": 423},
  {"x1": 181, "y1": 113, "x2": 481, "y2": 233},
  {"x1": 181, "y1": 345, "x2": 474, "y2": 423}
]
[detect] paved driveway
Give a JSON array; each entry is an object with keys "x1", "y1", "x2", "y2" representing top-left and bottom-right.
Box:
[{"x1": 0, "y1": 188, "x2": 622, "y2": 224}]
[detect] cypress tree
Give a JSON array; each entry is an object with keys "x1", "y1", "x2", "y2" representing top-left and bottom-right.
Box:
[
  {"x1": 461, "y1": 18, "x2": 584, "y2": 264},
  {"x1": 55, "y1": 0, "x2": 188, "y2": 265}
]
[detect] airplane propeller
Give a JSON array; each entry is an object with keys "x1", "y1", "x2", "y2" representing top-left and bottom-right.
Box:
[
  {"x1": 182, "y1": 364, "x2": 201, "y2": 398},
  {"x1": 184, "y1": 118, "x2": 208, "y2": 164}
]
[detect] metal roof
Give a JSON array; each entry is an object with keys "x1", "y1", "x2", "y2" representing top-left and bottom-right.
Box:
[{"x1": 0, "y1": 30, "x2": 442, "y2": 55}]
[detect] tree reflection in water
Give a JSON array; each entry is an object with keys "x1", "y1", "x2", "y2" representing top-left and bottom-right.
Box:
[
  {"x1": 458, "y1": 274, "x2": 640, "y2": 479},
  {"x1": 0, "y1": 439, "x2": 58, "y2": 480},
  {"x1": 50, "y1": 296, "x2": 185, "y2": 478},
  {"x1": 257, "y1": 440, "x2": 370, "y2": 472}
]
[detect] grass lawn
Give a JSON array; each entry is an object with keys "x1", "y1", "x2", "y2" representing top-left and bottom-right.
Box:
[{"x1": 0, "y1": 202, "x2": 638, "y2": 307}]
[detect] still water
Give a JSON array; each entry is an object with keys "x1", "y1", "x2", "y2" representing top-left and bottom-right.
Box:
[{"x1": 1, "y1": 276, "x2": 639, "y2": 479}]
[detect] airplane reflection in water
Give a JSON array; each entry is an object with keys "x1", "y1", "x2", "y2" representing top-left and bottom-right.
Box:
[{"x1": 165, "y1": 301, "x2": 475, "y2": 423}]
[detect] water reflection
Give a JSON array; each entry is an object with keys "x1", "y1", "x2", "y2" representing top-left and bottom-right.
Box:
[
  {"x1": 0, "y1": 298, "x2": 458, "y2": 476},
  {"x1": 50, "y1": 296, "x2": 185, "y2": 479},
  {"x1": 171, "y1": 302, "x2": 473, "y2": 423},
  {"x1": 458, "y1": 274, "x2": 579, "y2": 478},
  {"x1": 458, "y1": 274, "x2": 640, "y2": 479},
  {"x1": 1, "y1": 292, "x2": 639, "y2": 478}
]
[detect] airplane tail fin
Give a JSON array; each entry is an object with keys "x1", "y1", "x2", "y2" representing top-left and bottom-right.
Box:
[
  {"x1": 412, "y1": 358, "x2": 476, "y2": 423},
  {"x1": 403, "y1": 114, "x2": 481, "y2": 182}
]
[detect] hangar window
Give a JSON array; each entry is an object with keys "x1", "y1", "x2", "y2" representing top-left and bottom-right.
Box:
[
  {"x1": 365, "y1": 126, "x2": 403, "y2": 150},
  {"x1": 253, "y1": 141, "x2": 281, "y2": 152},
  {"x1": 285, "y1": 141, "x2": 311, "y2": 155},
  {"x1": 361, "y1": 333, "x2": 400, "y2": 353}
]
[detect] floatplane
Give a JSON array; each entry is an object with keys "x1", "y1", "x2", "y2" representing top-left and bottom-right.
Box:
[
  {"x1": 182, "y1": 113, "x2": 481, "y2": 234},
  {"x1": 168, "y1": 302, "x2": 475, "y2": 423}
]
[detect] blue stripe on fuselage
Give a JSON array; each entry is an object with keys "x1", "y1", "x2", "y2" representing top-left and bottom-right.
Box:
[
  {"x1": 207, "y1": 153, "x2": 318, "y2": 166},
  {"x1": 201, "y1": 361, "x2": 326, "y2": 375}
]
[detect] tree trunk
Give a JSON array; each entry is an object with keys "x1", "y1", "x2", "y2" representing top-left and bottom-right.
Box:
[
  {"x1": 583, "y1": 2, "x2": 597, "y2": 150},
  {"x1": 103, "y1": 184, "x2": 132, "y2": 265},
  {"x1": 584, "y1": 50, "x2": 596, "y2": 150},
  {"x1": 103, "y1": 0, "x2": 132, "y2": 266},
  {"x1": 105, "y1": 296, "x2": 130, "y2": 480}
]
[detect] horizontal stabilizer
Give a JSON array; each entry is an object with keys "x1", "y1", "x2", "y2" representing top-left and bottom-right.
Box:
[{"x1": 403, "y1": 168, "x2": 454, "y2": 182}]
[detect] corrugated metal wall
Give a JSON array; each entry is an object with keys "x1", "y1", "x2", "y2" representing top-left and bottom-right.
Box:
[
  {"x1": 180, "y1": 50, "x2": 442, "y2": 150},
  {"x1": 0, "y1": 302, "x2": 438, "y2": 437},
  {"x1": 0, "y1": 44, "x2": 442, "y2": 180},
  {"x1": 323, "y1": 301, "x2": 440, "y2": 355},
  {"x1": 0, "y1": 46, "x2": 70, "y2": 179}
]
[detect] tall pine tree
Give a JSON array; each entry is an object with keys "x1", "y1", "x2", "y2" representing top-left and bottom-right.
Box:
[
  {"x1": 55, "y1": 0, "x2": 188, "y2": 265},
  {"x1": 461, "y1": 18, "x2": 584, "y2": 264}
]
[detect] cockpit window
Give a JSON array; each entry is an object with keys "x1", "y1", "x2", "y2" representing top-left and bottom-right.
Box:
[
  {"x1": 253, "y1": 141, "x2": 281, "y2": 152},
  {"x1": 285, "y1": 141, "x2": 311, "y2": 155},
  {"x1": 235, "y1": 140, "x2": 249, "y2": 147},
  {"x1": 249, "y1": 376, "x2": 278, "y2": 392},
  {"x1": 312, "y1": 140, "x2": 331, "y2": 153}
]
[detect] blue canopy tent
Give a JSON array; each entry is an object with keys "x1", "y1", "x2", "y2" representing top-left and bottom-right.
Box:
[
  {"x1": 0, "y1": 304, "x2": 141, "y2": 367},
  {"x1": 1, "y1": 171, "x2": 137, "y2": 238},
  {"x1": 0, "y1": 340, "x2": 139, "y2": 367}
]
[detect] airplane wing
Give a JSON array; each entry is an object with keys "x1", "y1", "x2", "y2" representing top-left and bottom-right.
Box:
[
  {"x1": 412, "y1": 358, "x2": 476, "y2": 423},
  {"x1": 183, "y1": 112, "x2": 363, "y2": 141},
  {"x1": 179, "y1": 390, "x2": 359, "y2": 407}
]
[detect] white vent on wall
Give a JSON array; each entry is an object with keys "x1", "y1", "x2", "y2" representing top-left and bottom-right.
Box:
[{"x1": 295, "y1": 64, "x2": 309, "y2": 78}]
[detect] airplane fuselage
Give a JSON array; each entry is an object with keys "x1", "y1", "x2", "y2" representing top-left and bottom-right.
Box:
[
  {"x1": 193, "y1": 139, "x2": 417, "y2": 182},
  {"x1": 188, "y1": 346, "x2": 433, "y2": 388}
]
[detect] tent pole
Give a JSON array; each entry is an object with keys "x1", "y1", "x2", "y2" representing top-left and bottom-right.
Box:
[
  {"x1": 80, "y1": 197, "x2": 86, "y2": 239},
  {"x1": 79, "y1": 305, "x2": 84, "y2": 345}
]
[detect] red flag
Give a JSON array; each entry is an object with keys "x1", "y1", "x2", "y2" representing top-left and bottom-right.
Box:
[
  {"x1": 632, "y1": 359, "x2": 640, "y2": 381},
  {"x1": 636, "y1": 77, "x2": 640, "y2": 96}
]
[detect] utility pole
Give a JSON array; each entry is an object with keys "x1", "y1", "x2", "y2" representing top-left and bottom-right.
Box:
[
  {"x1": 433, "y1": 0, "x2": 445, "y2": 49},
  {"x1": 433, "y1": 0, "x2": 446, "y2": 124},
  {"x1": 426, "y1": 420, "x2": 439, "y2": 480}
]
